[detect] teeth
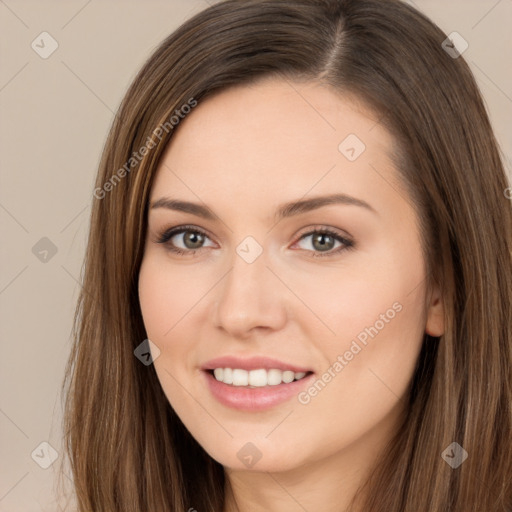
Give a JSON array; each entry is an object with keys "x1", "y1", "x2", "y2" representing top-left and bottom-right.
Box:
[
  {"x1": 211, "y1": 368, "x2": 308, "y2": 387},
  {"x1": 223, "y1": 368, "x2": 233, "y2": 384},
  {"x1": 282, "y1": 370, "x2": 295, "y2": 383},
  {"x1": 232, "y1": 369, "x2": 249, "y2": 386},
  {"x1": 267, "y1": 369, "x2": 282, "y2": 386},
  {"x1": 248, "y1": 369, "x2": 267, "y2": 387}
]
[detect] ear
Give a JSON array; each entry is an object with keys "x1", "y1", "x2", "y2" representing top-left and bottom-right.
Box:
[{"x1": 425, "y1": 283, "x2": 444, "y2": 337}]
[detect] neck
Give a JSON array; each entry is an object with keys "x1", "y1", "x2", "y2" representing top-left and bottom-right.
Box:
[{"x1": 223, "y1": 455, "x2": 362, "y2": 512}]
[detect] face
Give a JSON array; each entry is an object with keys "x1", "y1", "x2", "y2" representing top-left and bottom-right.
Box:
[{"x1": 138, "y1": 77, "x2": 444, "y2": 473}]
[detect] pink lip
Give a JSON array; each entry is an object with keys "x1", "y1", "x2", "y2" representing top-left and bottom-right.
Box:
[
  {"x1": 201, "y1": 355, "x2": 311, "y2": 373},
  {"x1": 202, "y1": 371, "x2": 315, "y2": 411}
]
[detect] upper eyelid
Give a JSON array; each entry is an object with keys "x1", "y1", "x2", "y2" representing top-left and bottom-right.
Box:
[{"x1": 157, "y1": 225, "x2": 215, "y2": 243}]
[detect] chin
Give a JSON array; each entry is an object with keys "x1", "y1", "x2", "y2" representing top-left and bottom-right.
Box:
[{"x1": 196, "y1": 435, "x2": 312, "y2": 474}]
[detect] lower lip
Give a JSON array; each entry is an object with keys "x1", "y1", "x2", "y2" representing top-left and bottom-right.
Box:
[{"x1": 203, "y1": 371, "x2": 314, "y2": 411}]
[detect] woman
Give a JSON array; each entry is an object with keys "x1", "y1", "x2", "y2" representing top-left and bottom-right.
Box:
[{"x1": 60, "y1": 0, "x2": 512, "y2": 510}]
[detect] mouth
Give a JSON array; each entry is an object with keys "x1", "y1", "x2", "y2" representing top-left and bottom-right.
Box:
[
  {"x1": 200, "y1": 357, "x2": 315, "y2": 411},
  {"x1": 207, "y1": 368, "x2": 313, "y2": 388}
]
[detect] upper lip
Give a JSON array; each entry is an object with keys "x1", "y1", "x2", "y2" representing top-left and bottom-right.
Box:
[{"x1": 201, "y1": 356, "x2": 312, "y2": 373}]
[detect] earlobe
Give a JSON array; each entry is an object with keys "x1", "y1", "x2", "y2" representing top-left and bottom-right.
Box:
[{"x1": 425, "y1": 286, "x2": 445, "y2": 337}]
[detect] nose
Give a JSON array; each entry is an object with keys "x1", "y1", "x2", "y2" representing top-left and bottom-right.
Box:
[{"x1": 212, "y1": 246, "x2": 287, "y2": 339}]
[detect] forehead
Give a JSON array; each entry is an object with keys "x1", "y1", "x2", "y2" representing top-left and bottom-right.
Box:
[{"x1": 150, "y1": 78, "x2": 403, "y2": 221}]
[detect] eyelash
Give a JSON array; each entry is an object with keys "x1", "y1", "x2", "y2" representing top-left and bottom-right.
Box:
[{"x1": 154, "y1": 224, "x2": 355, "y2": 258}]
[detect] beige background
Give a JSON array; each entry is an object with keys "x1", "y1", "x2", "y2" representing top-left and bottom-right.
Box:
[{"x1": 0, "y1": 1, "x2": 511, "y2": 510}]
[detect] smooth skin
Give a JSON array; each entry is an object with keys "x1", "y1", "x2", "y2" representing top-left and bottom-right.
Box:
[{"x1": 138, "y1": 77, "x2": 444, "y2": 512}]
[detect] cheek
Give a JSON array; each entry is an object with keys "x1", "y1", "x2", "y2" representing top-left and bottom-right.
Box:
[
  {"x1": 138, "y1": 258, "x2": 204, "y2": 413},
  {"x1": 138, "y1": 256, "x2": 208, "y2": 339},
  {"x1": 137, "y1": 258, "x2": 198, "y2": 391},
  {"x1": 301, "y1": 299, "x2": 424, "y2": 455},
  {"x1": 297, "y1": 254, "x2": 427, "y2": 433},
  {"x1": 281, "y1": 247, "x2": 426, "y2": 351}
]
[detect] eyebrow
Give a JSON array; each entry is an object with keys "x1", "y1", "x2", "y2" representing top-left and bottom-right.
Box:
[{"x1": 150, "y1": 193, "x2": 377, "y2": 221}]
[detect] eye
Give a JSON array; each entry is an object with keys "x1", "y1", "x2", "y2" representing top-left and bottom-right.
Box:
[
  {"x1": 155, "y1": 225, "x2": 215, "y2": 256},
  {"x1": 292, "y1": 227, "x2": 354, "y2": 258},
  {"x1": 154, "y1": 224, "x2": 355, "y2": 258}
]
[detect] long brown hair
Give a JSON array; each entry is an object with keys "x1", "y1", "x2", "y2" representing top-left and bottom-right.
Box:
[{"x1": 59, "y1": 0, "x2": 512, "y2": 510}]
